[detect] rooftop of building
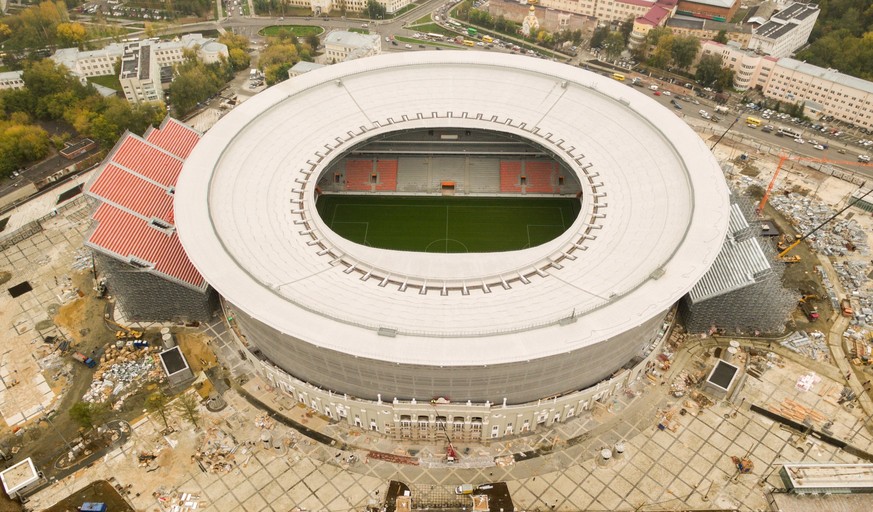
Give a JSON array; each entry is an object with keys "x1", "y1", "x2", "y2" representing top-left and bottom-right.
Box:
[
  {"x1": 174, "y1": 52, "x2": 729, "y2": 366},
  {"x1": 778, "y1": 58, "x2": 873, "y2": 96},
  {"x1": 678, "y1": 0, "x2": 737, "y2": 9},
  {"x1": 773, "y1": 2, "x2": 820, "y2": 21},
  {"x1": 324, "y1": 30, "x2": 381, "y2": 49}
]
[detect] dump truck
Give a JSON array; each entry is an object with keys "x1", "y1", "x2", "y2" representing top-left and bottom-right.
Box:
[
  {"x1": 841, "y1": 298, "x2": 854, "y2": 317},
  {"x1": 72, "y1": 352, "x2": 97, "y2": 368},
  {"x1": 800, "y1": 302, "x2": 819, "y2": 322}
]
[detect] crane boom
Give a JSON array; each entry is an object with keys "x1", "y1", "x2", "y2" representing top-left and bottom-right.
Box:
[
  {"x1": 777, "y1": 186, "x2": 872, "y2": 258},
  {"x1": 757, "y1": 155, "x2": 873, "y2": 214}
]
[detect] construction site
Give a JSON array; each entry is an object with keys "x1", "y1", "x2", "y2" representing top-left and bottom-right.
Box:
[{"x1": 0, "y1": 94, "x2": 872, "y2": 511}]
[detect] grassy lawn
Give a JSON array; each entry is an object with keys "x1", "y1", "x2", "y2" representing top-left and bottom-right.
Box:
[
  {"x1": 410, "y1": 13, "x2": 432, "y2": 25},
  {"x1": 316, "y1": 195, "x2": 579, "y2": 253},
  {"x1": 260, "y1": 25, "x2": 324, "y2": 37},
  {"x1": 87, "y1": 74, "x2": 121, "y2": 91},
  {"x1": 408, "y1": 23, "x2": 458, "y2": 37}
]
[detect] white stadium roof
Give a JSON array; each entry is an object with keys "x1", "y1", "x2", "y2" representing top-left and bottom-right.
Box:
[{"x1": 175, "y1": 52, "x2": 729, "y2": 367}]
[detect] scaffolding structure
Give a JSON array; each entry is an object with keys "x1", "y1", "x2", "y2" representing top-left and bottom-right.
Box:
[
  {"x1": 681, "y1": 192, "x2": 797, "y2": 334},
  {"x1": 97, "y1": 254, "x2": 218, "y2": 323}
]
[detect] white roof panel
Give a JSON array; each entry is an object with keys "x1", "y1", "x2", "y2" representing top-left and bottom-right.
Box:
[{"x1": 175, "y1": 52, "x2": 730, "y2": 366}]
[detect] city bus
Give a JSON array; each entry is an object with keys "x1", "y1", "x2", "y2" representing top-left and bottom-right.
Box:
[
  {"x1": 463, "y1": 40, "x2": 475, "y2": 47},
  {"x1": 745, "y1": 116, "x2": 762, "y2": 127},
  {"x1": 612, "y1": 73, "x2": 626, "y2": 81},
  {"x1": 426, "y1": 33, "x2": 444, "y2": 41},
  {"x1": 777, "y1": 127, "x2": 802, "y2": 138},
  {"x1": 449, "y1": 20, "x2": 461, "y2": 27}
]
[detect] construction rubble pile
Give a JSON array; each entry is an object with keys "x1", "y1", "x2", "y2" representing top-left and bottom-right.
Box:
[
  {"x1": 193, "y1": 427, "x2": 243, "y2": 474},
  {"x1": 746, "y1": 351, "x2": 783, "y2": 379},
  {"x1": 780, "y1": 331, "x2": 830, "y2": 362},
  {"x1": 82, "y1": 343, "x2": 163, "y2": 407},
  {"x1": 764, "y1": 192, "x2": 873, "y2": 363},
  {"x1": 768, "y1": 193, "x2": 870, "y2": 258}
]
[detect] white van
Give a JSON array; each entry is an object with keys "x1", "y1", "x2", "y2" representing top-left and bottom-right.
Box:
[{"x1": 455, "y1": 484, "x2": 474, "y2": 495}]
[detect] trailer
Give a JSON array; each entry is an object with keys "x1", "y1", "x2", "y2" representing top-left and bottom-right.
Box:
[{"x1": 71, "y1": 352, "x2": 97, "y2": 368}]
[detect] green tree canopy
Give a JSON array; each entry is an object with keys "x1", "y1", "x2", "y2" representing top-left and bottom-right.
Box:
[
  {"x1": 671, "y1": 36, "x2": 701, "y2": 70},
  {"x1": 696, "y1": 53, "x2": 722, "y2": 85}
]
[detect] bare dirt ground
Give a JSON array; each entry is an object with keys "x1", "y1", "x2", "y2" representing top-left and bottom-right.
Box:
[{"x1": 43, "y1": 479, "x2": 133, "y2": 512}]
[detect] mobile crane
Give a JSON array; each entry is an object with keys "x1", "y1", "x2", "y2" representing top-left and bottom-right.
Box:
[
  {"x1": 756, "y1": 154, "x2": 873, "y2": 215},
  {"x1": 776, "y1": 186, "x2": 872, "y2": 262}
]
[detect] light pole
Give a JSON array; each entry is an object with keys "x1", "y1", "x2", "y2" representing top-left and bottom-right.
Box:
[{"x1": 38, "y1": 405, "x2": 74, "y2": 453}]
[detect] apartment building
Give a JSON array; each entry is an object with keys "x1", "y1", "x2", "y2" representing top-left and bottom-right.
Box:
[
  {"x1": 676, "y1": 0, "x2": 739, "y2": 21},
  {"x1": 52, "y1": 34, "x2": 227, "y2": 80},
  {"x1": 309, "y1": 0, "x2": 413, "y2": 14},
  {"x1": 666, "y1": 17, "x2": 753, "y2": 46},
  {"x1": 766, "y1": 59, "x2": 873, "y2": 129},
  {"x1": 747, "y1": 2, "x2": 819, "y2": 58},
  {"x1": 322, "y1": 31, "x2": 381, "y2": 63},
  {"x1": 119, "y1": 43, "x2": 163, "y2": 104},
  {"x1": 699, "y1": 40, "x2": 873, "y2": 129},
  {"x1": 0, "y1": 70, "x2": 25, "y2": 91},
  {"x1": 700, "y1": 40, "x2": 776, "y2": 91}
]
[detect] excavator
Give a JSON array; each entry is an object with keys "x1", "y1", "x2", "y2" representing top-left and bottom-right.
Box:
[{"x1": 104, "y1": 316, "x2": 143, "y2": 339}]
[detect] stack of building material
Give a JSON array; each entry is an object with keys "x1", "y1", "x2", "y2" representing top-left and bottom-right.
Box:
[
  {"x1": 781, "y1": 330, "x2": 830, "y2": 362},
  {"x1": 768, "y1": 398, "x2": 828, "y2": 427},
  {"x1": 193, "y1": 428, "x2": 242, "y2": 474},
  {"x1": 82, "y1": 346, "x2": 161, "y2": 404}
]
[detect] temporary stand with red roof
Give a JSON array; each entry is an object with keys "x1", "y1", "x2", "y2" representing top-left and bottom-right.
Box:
[{"x1": 84, "y1": 117, "x2": 217, "y2": 322}]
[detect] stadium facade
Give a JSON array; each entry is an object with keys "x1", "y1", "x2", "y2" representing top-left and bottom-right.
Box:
[{"x1": 174, "y1": 52, "x2": 730, "y2": 439}]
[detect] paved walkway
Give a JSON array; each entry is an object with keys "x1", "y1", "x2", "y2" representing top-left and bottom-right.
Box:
[{"x1": 24, "y1": 335, "x2": 873, "y2": 512}]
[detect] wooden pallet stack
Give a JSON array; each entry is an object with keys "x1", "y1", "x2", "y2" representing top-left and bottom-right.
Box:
[{"x1": 768, "y1": 399, "x2": 828, "y2": 426}]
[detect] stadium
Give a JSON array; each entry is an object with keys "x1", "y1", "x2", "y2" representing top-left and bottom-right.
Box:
[{"x1": 172, "y1": 52, "x2": 730, "y2": 433}]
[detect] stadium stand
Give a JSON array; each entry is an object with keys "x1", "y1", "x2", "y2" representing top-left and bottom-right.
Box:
[
  {"x1": 374, "y1": 159, "x2": 398, "y2": 192},
  {"x1": 524, "y1": 161, "x2": 557, "y2": 193},
  {"x1": 467, "y1": 157, "x2": 500, "y2": 193},
  {"x1": 430, "y1": 156, "x2": 465, "y2": 192},
  {"x1": 345, "y1": 159, "x2": 374, "y2": 191},
  {"x1": 396, "y1": 157, "x2": 430, "y2": 192},
  {"x1": 499, "y1": 161, "x2": 522, "y2": 192}
]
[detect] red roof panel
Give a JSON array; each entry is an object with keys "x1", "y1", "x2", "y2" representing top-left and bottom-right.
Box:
[
  {"x1": 88, "y1": 204, "x2": 205, "y2": 288},
  {"x1": 146, "y1": 118, "x2": 202, "y2": 159},
  {"x1": 112, "y1": 136, "x2": 183, "y2": 188},
  {"x1": 88, "y1": 164, "x2": 174, "y2": 224}
]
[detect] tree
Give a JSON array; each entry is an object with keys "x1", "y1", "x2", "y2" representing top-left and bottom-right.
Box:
[
  {"x1": 696, "y1": 53, "x2": 724, "y2": 86},
  {"x1": 590, "y1": 26, "x2": 610, "y2": 49},
  {"x1": 365, "y1": 0, "x2": 387, "y2": 20},
  {"x1": 68, "y1": 401, "x2": 107, "y2": 430},
  {"x1": 603, "y1": 31, "x2": 625, "y2": 61},
  {"x1": 146, "y1": 392, "x2": 171, "y2": 429},
  {"x1": 671, "y1": 35, "x2": 700, "y2": 71},
  {"x1": 56, "y1": 22, "x2": 86, "y2": 48},
  {"x1": 0, "y1": 114, "x2": 51, "y2": 175},
  {"x1": 619, "y1": 18, "x2": 634, "y2": 44},
  {"x1": 649, "y1": 34, "x2": 674, "y2": 69},
  {"x1": 645, "y1": 26, "x2": 672, "y2": 48},
  {"x1": 175, "y1": 392, "x2": 201, "y2": 430},
  {"x1": 714, "y1": 29, "x2": 728, "y2": 44}
]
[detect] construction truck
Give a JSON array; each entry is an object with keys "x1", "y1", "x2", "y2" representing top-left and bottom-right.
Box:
[
  {"x1": 841, "y1": 298, "x2": 854, "y2": 317},
  {"x1": 800, "y1": 302, "x2": 819, "y2": 322},
  {"x1": 71, "y1": 352, "x2": 97, "y2": 368}
]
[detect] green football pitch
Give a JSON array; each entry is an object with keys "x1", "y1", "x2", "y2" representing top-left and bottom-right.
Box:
[{"x1": 315, "y1": 195, "x2": 581, "y2": 253}]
